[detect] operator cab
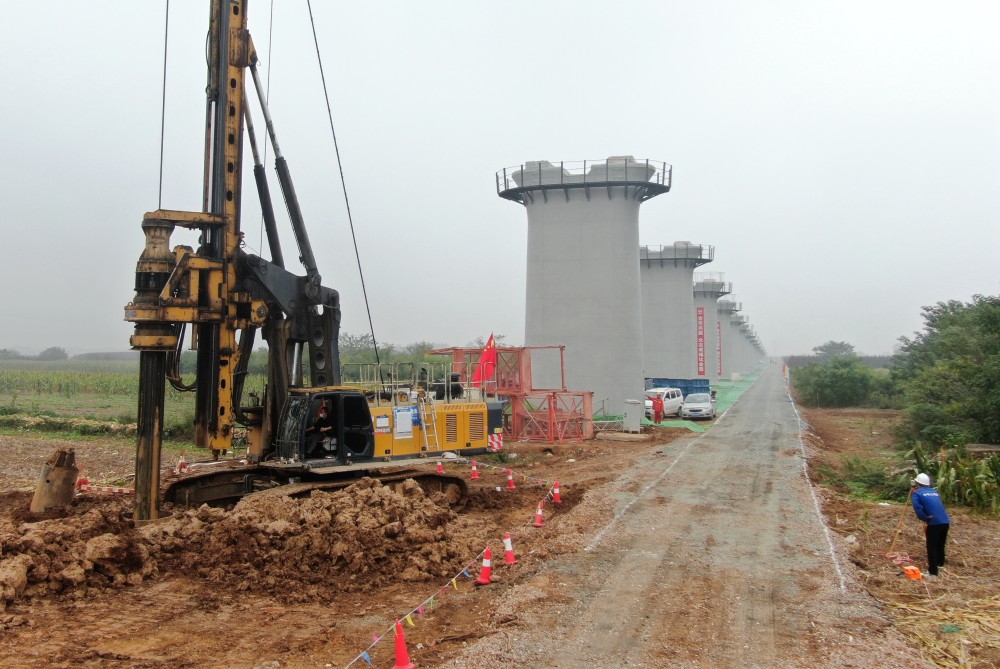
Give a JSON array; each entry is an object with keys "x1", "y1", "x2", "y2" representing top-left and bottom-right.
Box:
[{"x1": 274, "y1": 390, "x2": 375, "y2": 466}]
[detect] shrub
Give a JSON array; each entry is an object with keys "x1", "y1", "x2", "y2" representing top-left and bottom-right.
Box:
[{"x1": 792, "y1": 355, "x2": 879, "y2": 407}]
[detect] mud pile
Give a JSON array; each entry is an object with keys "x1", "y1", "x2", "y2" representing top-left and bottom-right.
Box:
[
  {"x1": 149, "y1": 477, "x2": 483, "y2": 600},
  {"x1": 0, "y1": 496, "x2": 146, "y2": 609},
  {"x1": 1, "y1": 478, "x2": 485, "y2": 609}
]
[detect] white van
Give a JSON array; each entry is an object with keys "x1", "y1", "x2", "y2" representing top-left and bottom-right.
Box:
[{"x1": 644, "y1": 387, "x2": 683, "y2": 420}]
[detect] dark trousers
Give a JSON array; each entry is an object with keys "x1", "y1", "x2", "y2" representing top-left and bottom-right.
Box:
[{"x1": 925, "y1": 523, "x2": 949, "y2": 575}]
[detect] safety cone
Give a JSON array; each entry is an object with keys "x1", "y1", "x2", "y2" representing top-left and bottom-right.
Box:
[
  {"x1": 475, "y1": 547, "x2": 493, "y2": 585},
  {"x1": 436, "y1": 461, "x2": 444, "y2": 475},
  {"x1": 503, "y1": 532, "x2": 516, "y2": 565},
  {"x1": 470, "y1": 460, "x2": 479, "y2": 480},
  {"x1": 552, "y1": 480, "x2": 562, "y2": 504},
  {"x1": 532, "y1": 501, "x2": 545, "y2": 527},
  {"x1": 506, "y1": 468, "x2": 516, "y2": 490},
  {"x1": 392, "y1": 620, "x2": 416, "y2": 669}
]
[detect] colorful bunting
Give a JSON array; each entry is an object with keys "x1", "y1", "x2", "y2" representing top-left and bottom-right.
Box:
[{"x1": 342, "y1": 461, "x2": 573, "y2": 669}]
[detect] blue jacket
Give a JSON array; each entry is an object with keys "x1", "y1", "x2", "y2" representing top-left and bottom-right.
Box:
[{"x1": 912, "y1": 486, "x2": 951, "y2": 525}]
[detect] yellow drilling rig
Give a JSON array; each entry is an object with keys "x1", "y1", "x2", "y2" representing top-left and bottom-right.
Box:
[{"x1": 124, "y1": 1, "x2": 501, "y2": 521}]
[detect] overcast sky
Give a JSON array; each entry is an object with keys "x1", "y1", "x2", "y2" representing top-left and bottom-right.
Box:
[{"x1": 1, "y1": 1, "x2": 998, "y2": 357}]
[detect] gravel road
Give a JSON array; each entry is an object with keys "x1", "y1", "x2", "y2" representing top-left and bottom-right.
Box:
[{"x1": 443, "y1": 363, "x2": 932, "y2": 668}]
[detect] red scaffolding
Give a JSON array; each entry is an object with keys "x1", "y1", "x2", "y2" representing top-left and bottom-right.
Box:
[{"x1": 429, "y1": 345, "x2": 594, "y2": 443}]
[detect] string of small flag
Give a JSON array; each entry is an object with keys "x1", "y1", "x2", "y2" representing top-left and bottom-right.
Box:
[
  {"x1": 343, "y1": 457, "x2": 562, "y2": 668},
  {"x1": 344, "y1": 547, "x2": 488, "y2": 668},
  {"x1": 458, "y1": 457, "x2": 561, "y2": 490}
]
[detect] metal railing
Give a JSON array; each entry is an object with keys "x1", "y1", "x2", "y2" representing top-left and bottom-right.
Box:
[
  {"x1": 496, "y1": 158, "x2": 671, "y2": 196},
  {"x1": 640, "y1": 244, "x2": 714, "y2": 263},
  {"x1": 339, "y1": 361, "x2": 492, "y2": 406}
]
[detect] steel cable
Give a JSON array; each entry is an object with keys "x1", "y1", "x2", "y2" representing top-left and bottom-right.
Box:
[
  {"x1": 157, "y1": 0, "x2": 170, "y2": 208},
  {"x1": 305, "y1": 0, "x2": 382, "y2": 368}
]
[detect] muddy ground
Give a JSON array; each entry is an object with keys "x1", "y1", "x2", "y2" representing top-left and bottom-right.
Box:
[
  {"x1": 0, "y1": 430, "x2": 664, "y2": 668},
  {"x1": 1, "y1": 370, "x2": 998, "y2": 668}
]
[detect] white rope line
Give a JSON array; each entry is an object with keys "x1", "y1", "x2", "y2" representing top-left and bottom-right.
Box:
[{"x1": 785, "y1": 382, "x2": 848, "y2": 593}]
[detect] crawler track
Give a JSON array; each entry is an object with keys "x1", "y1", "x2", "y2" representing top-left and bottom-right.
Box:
[{"x1": 162, "y1": 464, "x2": 468, "y2": 508}]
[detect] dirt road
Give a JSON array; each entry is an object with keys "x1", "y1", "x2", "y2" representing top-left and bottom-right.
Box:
[{"x1": 444, "y1": 364, "x2": 929, "y2": 668}]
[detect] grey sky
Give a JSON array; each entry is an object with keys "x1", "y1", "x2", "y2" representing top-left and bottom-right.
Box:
[{"x1": 1, "y1": 1, "x2": 998, "y2": 356}]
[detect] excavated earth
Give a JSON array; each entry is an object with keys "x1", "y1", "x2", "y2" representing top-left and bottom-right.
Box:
[{"x1": 1, "y1": 365, "x2": 998, "y2": 668}]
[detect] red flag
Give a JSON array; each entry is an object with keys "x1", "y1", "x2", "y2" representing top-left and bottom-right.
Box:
[{"x1": 472, "y1": 334, "x2": 497, "y2": 387}]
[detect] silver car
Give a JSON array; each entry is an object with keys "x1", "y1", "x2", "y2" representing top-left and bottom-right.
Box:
[{"x1": 679, "y1": 392, "x2": 716, "y2": 420}]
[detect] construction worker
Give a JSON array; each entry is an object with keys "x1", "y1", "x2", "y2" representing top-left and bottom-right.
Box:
[
  {"x1": 911, "y1": 472, "x2": 951, "y2": 576},
  {"x1": 305, "y1": 400, "x2": 337, "y2": 458},
  {"x1": 652, "y1": 395, "x2": 665, "y2": 424}
]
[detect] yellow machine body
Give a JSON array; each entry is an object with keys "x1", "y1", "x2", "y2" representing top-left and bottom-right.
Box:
[{"x1": 368, "y1": 401, "x2": 490, "y2": 460}]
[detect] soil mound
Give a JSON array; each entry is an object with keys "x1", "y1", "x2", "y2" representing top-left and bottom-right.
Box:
[{"x1": 1, "y1": 477, "x2": 483, "y2": 609}]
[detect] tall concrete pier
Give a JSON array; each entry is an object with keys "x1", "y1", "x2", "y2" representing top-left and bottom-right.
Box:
[
  {"x1": 729, "y1": 312, "x2": 747, "y2": 373},
  {"x1": 497, "y1": 156, "x2": 672, "y2": 415},
  {"x1": 692, "y1": 274, "x2": 731, "y2": 382},
  {"x1": 716, "y1": 299, "x2": 740, "y2": 380},
  {"x1": 640, "y1": 243, "x2": 713, "y2": 379},
  {"x1": 740, "y1": 321, "x2": 755, "y2": 372}
]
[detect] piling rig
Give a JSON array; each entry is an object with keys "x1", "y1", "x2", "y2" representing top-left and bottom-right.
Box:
[{"x1": 125, "y1": 1, "x2": 497, "y2": 521}]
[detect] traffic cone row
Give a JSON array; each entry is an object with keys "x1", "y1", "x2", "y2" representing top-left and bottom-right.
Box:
[
  {"x1": 378, "y1": 531, "x2": 530, "y2": 664},
  {"x1": 459, "y1": 459, "x2": 557, "y2": 491}
]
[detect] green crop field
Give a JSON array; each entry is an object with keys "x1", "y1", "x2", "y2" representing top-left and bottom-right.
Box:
[{"x1": 0, "y1": 360, "x2": 265, "y2": 442}]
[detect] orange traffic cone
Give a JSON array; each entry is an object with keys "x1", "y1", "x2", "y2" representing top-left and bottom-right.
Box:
[
  {"x1": 503, "y1": 532, "x2": 516, "y2": 565},
  {"x1": 552, "y1": 480, "x2": 562, "y2": 504},
  {"x1": 475, "y1": 547, "x2": 493, "y2": 585},
  {"x1": 506, "y1": 468, "x2": 516, "y2": 490},
  {"x1": 470, "y1": 460, "x2": 479, "y2": 480},
  {"x1": 532, "y1": 501, "x2": 545, "y2": 527},
  {"x1": 436, "y1": 461, "x2": 444, "y2": 475},
  {"x1": 392, "y1": 620, "x2": 415, "y2": 669}
]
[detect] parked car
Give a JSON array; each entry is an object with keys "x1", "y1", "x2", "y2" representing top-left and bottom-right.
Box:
[
  {"x1": 644, "y1": 387, "x2": 683, "y2": 419},
  {"x1": 679, "y1": 392, "x2": 716, "y2": 420}
]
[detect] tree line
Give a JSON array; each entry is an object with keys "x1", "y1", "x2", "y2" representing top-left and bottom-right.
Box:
[
  {"x1": 0, "y1": 347, "x2": 70, "y2": 361},
  {"x1": 792, "y1": 294, "x2": 1000, "y2": 448},
  {"x1": 172, "y1": 333, "x2": 504, "y2": 376}
]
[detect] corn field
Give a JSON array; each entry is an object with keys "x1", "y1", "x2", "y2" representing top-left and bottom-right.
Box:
[{"x1": 910, "y1": 445, "x2": 1000, "y2": 514}]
